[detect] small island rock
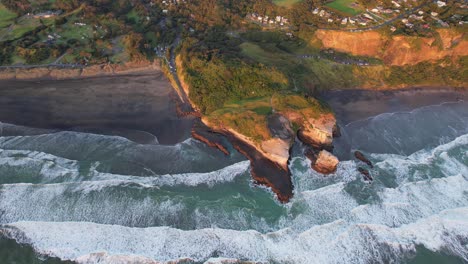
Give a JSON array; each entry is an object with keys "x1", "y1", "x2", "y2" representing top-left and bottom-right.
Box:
[{"x1": 312, "y1": 150, "x2": 339, "y2": 174}]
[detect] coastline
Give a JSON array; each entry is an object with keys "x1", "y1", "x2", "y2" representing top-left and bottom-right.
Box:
[
  {"x1": 0, "y1": 60, "x2": 162, "y2": 81},
  {"x1": 191, "y1": 120, "x2": 294, "y2": 203},
  {"x1": 0, "y1": 70, "x2": 195, "y2": 145},
  {"x1": 2, "y1": 62, "x2": 466, "y2": 202},
  {"x1": 320, "y1": 86, "x2": 468, "y2": 124}
]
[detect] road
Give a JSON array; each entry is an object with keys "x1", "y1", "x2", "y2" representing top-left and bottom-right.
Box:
[{"x1": 318, "y1": 1, "x2": 434, "y2": 32}]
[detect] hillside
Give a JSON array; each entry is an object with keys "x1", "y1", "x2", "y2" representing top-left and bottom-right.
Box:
[{"x1": 315, "y1": 29, "x2": 468, "y2": 66}]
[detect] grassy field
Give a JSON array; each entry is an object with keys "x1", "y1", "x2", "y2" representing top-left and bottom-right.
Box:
[
  {"x1": 0, "y1": 17, "x2": 45, "y2": 42},
  {"x1": 272, "y1": 0, "x2": 304, "y2": 8},
  {"x1": 0, "y1": 4, "x2": 18, "y2": 28},
  {"x1": 240, "y1": 40, "x2": 359, "y2": 92},
  {"x1": 209, "y1": 97, "x2": 272, "y2": 141},
  {"x1": 326, "y1": 0, "x2": 362, "y2": 16}
]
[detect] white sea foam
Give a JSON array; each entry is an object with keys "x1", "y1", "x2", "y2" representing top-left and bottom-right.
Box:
[
  {"x1": 1, "y1": 110, "x2": 468, "y2": 263},
  {"x1": 2, "y1": 207, "x2": 468, "y2": 264},
  {"x1": 0, "y1": 160, "x2": 252, "y2": 227},
  {"x1": 0, "y1": 147, "x2": 249, "y2": 187}
]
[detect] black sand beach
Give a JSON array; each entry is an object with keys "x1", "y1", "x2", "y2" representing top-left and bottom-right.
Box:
[
  {"x1": 0, "y1": 73, "x2": 194, "y2": 145},
  {"x1": 321, "y1": 87, "x2": 468, "y2": 124}
]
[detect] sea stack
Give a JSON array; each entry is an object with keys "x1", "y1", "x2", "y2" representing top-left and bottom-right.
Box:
[{"x1": 311, "y1": 150, "x2": 339, "y2": 174}]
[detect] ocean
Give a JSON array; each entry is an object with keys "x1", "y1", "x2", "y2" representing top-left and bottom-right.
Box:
[{"x1": 0, "y1": 77, "x2": 467, "y2": 264}]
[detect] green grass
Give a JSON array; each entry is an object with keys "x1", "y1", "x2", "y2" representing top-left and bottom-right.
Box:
[
  {"x1": 0, "y1": 17, "x2": 41, "y2": 41},
  {"x1": 326, "y1": 0, "x2": 362, "y2": 16},
  {"x1": 0, "y1": 4, "x2": 17, "y2": 28},
  {"x1": 240, "y1": 41, "x2": 361, "y2": 91},
  {"x1": 272, "y1": 0, "x2": 304, "y2": 8},
  {"x1": 58, "y1": 19, "x2": 94, "y2": 43},
  {"x1": 209, "y1": 96, "x2": 273, "y2": 141},
  {"x1": 241, "y1": 42, "x2": 293, "y2": 66}
]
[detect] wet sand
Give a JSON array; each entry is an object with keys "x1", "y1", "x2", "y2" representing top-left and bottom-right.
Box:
[
  {"x1": 0, "y1": 72, "x2": 194, "y2": 145},
  {"x1": 321, "y1": 87, "x2": 468, "y2": 125}
]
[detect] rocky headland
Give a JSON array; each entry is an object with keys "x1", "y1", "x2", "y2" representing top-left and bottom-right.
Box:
[{"x1": 189, "y1": 95, "x2": 341, "y2": 202}]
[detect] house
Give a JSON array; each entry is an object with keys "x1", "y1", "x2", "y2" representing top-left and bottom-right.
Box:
[
  {"x1": 431, "y1": 12, "x2": 439, "y2": 16},
  {"x1": 33, "y1": 10, "x2": 62, "y2": 19},
  {"x1": 341, "y1": 18, "x2": 348, "y2": 25},
  {"x1": 391, "y1": 1, "x2": 401, "y2": 8},
  {"x1": 363, "y1": 13, "x2": 376, "y2": 21},
  {"x1": 437, "y1": 1, "x2": 446, "y2": 7}
]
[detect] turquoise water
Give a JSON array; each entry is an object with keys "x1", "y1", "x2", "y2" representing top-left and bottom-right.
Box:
[{"x1": 0, "y1": 98, "x2": 467, "y2": 263}]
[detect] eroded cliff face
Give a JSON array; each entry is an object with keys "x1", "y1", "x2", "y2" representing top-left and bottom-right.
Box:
[
  {"x1": 315, "y1": 29, "x2": 468, "y2": 66},
  {"x1": 198, "y1": 104, "x2": 340, "y2": 202},
  {"x1": 295, "y1": 113, "x2": 336, "y2": 150}
]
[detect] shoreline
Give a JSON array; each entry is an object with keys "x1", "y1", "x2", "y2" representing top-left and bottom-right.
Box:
[
  {"x1": 323, "y1": 85, "x2": 467, "y2": 94},
  {"x1": 1, "y1": 63, "x2": 465, "y2": 92},
  {"x1": 0, "y1": 60, "x2": 162, "y2": 81},
  {"x1": 0, "y1": 72, "x2": 195, "y2": 145},
  {"x1": 191, "y1": 120, "x2": 294, "y2": 203},
  {"x1": 2, "y1": 62, "x2": 466, "y2": 202},
  {"x1": 320, "y1": 86, "x2": 468, "y2": 125}
]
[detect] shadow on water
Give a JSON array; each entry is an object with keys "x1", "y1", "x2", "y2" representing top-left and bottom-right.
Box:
[
  {"x1": 0, "y1": 235, "x2": 75, "y2": 264},
  {"x1": 405, "y1": 245, "x2": 466, "y2": 264}
]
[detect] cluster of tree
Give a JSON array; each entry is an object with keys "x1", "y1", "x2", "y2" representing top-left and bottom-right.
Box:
[
  {"x1": 0, "y1": 44, "x2": 14, "y2": 65},
  {"x1": 179, "y1": 33, "x2": 288, "y2": 113},
  {"x1": 386, "y1": 58, "x2": 467, "y2": 86},
  {"x1": 16, "y1": 45, "x2": 51, "y2": 64},
  {"x1": 1, "y1": 0, "x2": 31, "y2": 14}
]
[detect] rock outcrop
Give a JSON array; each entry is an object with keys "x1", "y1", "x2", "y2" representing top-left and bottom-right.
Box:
[
  {"x1": 191, "y1": 121, "x2": 230, "y2": 156},
  {"x1": 358, "y1": 167, "x2": 373, "y2": 182},
  {"x1": 354, "y1": 151, "x2": 373, "y2": 168},
  {"x1": 297, "y1": 113, "x2": 336, "y2": 151},
  {"x1": 310, "y1": 150, "x2": 339, "y2": 174}
]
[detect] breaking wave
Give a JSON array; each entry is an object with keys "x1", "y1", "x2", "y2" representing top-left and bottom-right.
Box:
[
  {"x1": 1, "y1": 98, "x2": 467, "y2": 263},
  {"x1": 0, "y1": 132, "x2": 467, "y2": 263}
]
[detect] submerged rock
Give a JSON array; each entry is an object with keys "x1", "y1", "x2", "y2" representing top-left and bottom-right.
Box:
[
  {"x1": 358, "y1": 167, "x2": 373, "y2": 182},
  {"x1": 311, "y1": 150, "x2": 339, "y2": 175},
  {"x1": 354, "y1": 151, "x2": 373, "y2": 168},
  {"x1": 191, "y1": 121, "x2": 230, "y2": 155}
]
